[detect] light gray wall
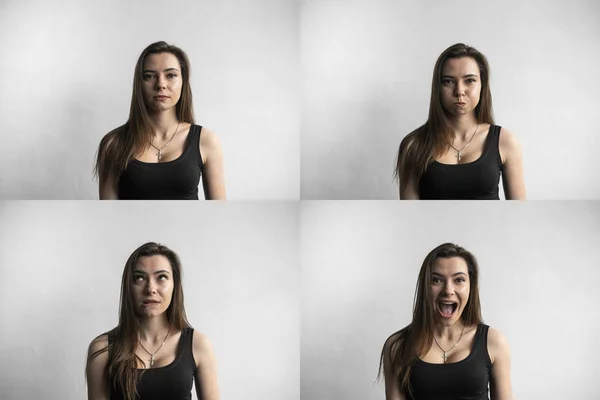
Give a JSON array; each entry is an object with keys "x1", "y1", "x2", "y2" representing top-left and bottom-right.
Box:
[
  {"x1": 301, "y1": 0, "x2": 600, "y2": 199},
  {"x1": 0, "y1": 201, "x2": 300, "y2": 400},
  {"x1": 0, "y1": 0, "x2": 300, "y2": 200},
  {"x1": 301, "y1": 201, "x2": 600, "y2": 399}
]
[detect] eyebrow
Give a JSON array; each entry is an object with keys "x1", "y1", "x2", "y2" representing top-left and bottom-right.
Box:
[
  {"x1": 133, "y1": 269, "x2": 171, "y2": 275},
  {"x1": 441, "y1": 74, "x2": 478, "y2": 79},
  {"x1": 142, "y1": 68, "x2": 180, "y2": 73},
  {"x1": 432, "y1": 272, "x2": 467, "y2": 277}
]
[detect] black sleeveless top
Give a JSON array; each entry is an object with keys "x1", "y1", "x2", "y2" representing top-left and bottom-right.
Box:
[
  {"x1": 408, "y1": 324, "x2": 491, "y2": 400},
  {"x1": 419, "y1": 125, "x2": 503, "y2": 200},
  {"x1": 118, "y1": 125, "x2": 203, "y2": 200},
  {"x1": 108, "y1": 328, "x2": 197, "y2": 400}
]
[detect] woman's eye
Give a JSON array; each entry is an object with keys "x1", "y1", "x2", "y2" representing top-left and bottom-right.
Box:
[
  {"x1": 158, "y1": 274, "x2": 168, "y2": 281},
  {"x1": 143, "y1": 75, "x2": 153, "y2": 80},
  {"x1": 167, "y1": 74, "x2": 178, "y2": 78},
  {"x1": 442, "y1": 79, "x2": 453, "y2": 85}
]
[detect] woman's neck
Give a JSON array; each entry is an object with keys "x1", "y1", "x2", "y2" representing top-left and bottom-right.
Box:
[
  {"x1": 148, "y1": 109, "x2": 180, "y2": 140},
  {"x1": 448, "y1": 114, "x2": 479, "y2": 141},
  {"x1": 433, "y1": 320, "x2": 465, "y2": 342},
  {"x1": 137, "y1": 315, "x2": 171, "y2": 344}
]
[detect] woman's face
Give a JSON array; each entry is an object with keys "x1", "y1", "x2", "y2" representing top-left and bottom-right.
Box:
[
  {"x1": 430, "y1": 256, "x2": 470, "y2": 326},
  {"x1": 440, "y1": 57, "x2": 482, "y2": 118},
  {"x1": 142, "y1": 52, "x2": 183, "y2": 113},
  {"x1": 132, "y1": 255, "x2": 174, "y2": 318}
]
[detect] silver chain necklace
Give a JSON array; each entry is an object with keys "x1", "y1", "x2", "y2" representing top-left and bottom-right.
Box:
[
  {"x1": 433, "y1": 323, "x2": 465, "y2": 363},
  {"x1": 148, "y1": 121, "x2": 180, "y2": 162},
  {"x1": 449, "y1": 123, "x2": 479, "y2": 163},
  {"x1": 138, "y1": 327, "x2": 171, "y2": 368}
]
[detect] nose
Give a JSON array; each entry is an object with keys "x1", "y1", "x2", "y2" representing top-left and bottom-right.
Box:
[
  {"x1": 155, "y1": 75, "x2": 166, "y2": 90},
  {"x1": 144, "y1": 279, "x2": 157, "y2": 294},
  {"x1": 442, "y1": 282, "x2": 455, "y2": 296},
  {"x1": 454, "y1": 83, "x2": 465, "y2": 98}
]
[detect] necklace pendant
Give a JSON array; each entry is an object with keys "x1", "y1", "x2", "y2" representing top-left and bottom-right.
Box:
[
  {"x1": 150, "y1": 355, "x2": 154, "y2": 367},
  {"x1": 456, "y1": 151, "x2": 461, "y2": 163},
  {"x1": 442, "y1": 352, "x2": 448, "y2": 363},
  {"x1": 157, "y1": 149, "x2": 162, "y2": 162}
]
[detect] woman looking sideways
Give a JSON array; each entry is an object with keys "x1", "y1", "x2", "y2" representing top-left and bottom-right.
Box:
[
  {"x1": 395, "y1": 44, "x2": 525, "y2": 200},
  {"x1": 379, "y1": 243, "x2": 512, "y2": 400},
  {"x1": 86, "y1": 242, "x2": 220, "y2": 400},
  {"x1": 94, "y1": 41, "x2": 226, "y2": 200}
]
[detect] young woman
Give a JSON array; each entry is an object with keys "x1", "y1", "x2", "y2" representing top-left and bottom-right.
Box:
[
  {"x1": 395, "y1": 44, "x2": 525, "y2": 200},
  {"x1": 95, "y1": 42, "x2": 226, "y2": 200},
  {"x1": 379, "y1": 243, "x2": 512, "y2": 400},
  {"x1": 86, "y1": 242, "x2": 220, "y2": 400}
]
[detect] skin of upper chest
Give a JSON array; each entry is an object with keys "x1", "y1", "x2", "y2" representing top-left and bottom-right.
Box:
[
  {"x1": 135, "y1": 330, "x2": 183, "y2": 369},
  {"x1": 419, "y1": 326, "x2": 478, "y2": 364},
  {"x1": 434, "y1": 125, "x2": 492, "y2": 165},
  {"x1": 135, "y1": 124, "x2": 193, "y2": 164}
]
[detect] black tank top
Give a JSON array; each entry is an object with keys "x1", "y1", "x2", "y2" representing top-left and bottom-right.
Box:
[
  {"x1": 108, "y1": 328, "x2": 196, "y2": 400},
  {"x1": 419, "y1": 125, "x2": 503, "y2": 200},
  {"x1": 408, "y1": 324, "x2": 491, "y2": 400},
  {"x1": 118, "y1": 125, "x2": 203, "y2": 200}
]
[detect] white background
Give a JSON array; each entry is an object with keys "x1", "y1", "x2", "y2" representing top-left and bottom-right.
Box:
[
  {"x1": 0, "y1": 0, "x2": 299, "y2": 200},
  {"x1": 0, "y1": 201, "x2": 300, "y2": 400},
  {"x1": 301, "y1": 0, "x2": 600, "y2": 199},
  {"x1": 301, "y1": 201, "x2": 600, "y2": 399}
]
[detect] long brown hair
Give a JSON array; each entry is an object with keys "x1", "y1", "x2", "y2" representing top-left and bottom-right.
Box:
[
  {"x1": 94, "y1": 41, "x2": 196, "y2": 185},
  {"x1": 86, "y1": 242, "x2": 191, "y2": 400},
  {"x1": 377, "y1": 243, "x2": 483, "y2": 397},
  {"x1": 394, "y1": 44, "x2": 495, "y2": 191}
]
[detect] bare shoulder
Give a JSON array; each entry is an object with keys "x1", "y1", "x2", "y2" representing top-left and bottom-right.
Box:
[
  {"x1": 200, "y1": 127, "x2": 221, "y2": 148},
  {"x1": 193, "y1": 330, "x2": 215, "y2": 355},
  {"x1": 399, "y1": 127, "x2": 421, "y2": 153},
  {"x1": 498, "y1": 127, "x2": 521, "y2": 151},
  {"x1": 88, "y1": 333, "x2": 109, "y2": 356},
  {"x1": 98, "y1": 128, "x2": 120, "y2": 154},
  {"x1": 487, "y1": 327, "x2": 510, "y2": 363},
  {"x1": 498, "y1": 127, "x2": 522, "y2": 163},
  {"x1": 383, "y1": 329, "x2": 405, "y2": 358}
]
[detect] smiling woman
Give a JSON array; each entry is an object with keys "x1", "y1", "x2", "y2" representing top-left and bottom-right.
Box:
[
  {"x1": 395, "y1": 44, "x2": 526, "y2": 200},
  {"x1": 94, "y1": 41, "x2": 226, "y2": 200},
  {"x1": 378, "y1": 243, "x2": 512, "y2": 400},
  {"x1": 85, "y1": 242, "x2": 220, "y2": 400}
]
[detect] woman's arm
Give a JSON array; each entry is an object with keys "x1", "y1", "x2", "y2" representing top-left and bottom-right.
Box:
[
  {"x1": 193, "y1": 331, "x2": 220, "y2": 400},
  {"x1": 397, "y1": 139, "x2": 419, "y2": 200},
  {"x1": 86, "y1": 335, "x2": 109, "y2": 400},
  {"x1": 97, "y1": 133, "x2": 119, "y2": 200},
  {"x1": 499, "y1": 128, "x2": 526, "y2": 200},
  {"x1": 99, "y1": 174, "x2": 119, "y2": 199},
  {"x1": 488, "y1": 327, "x2": 513, "y2": 400},
  {"x1": 382, "y1": 339, "x2": 406, "y2": 400},
  {"x1": 199, "y1": 128, "x2": 226, "y2": 200}
]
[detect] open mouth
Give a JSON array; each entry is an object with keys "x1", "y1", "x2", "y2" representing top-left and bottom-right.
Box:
[{"x1": 438, "y1": 301, "x2": 458, "y2": 318}]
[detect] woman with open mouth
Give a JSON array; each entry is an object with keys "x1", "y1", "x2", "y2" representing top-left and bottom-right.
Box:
[
  {"x1": 394, "y1": 43, "x2": 526, "y2": 200},
  {"x1": 85, "y1": 242, "x2": 220, "y2": 400},
  {"x1": 94, "y1": 41, "x2": 226, "y2": 200},
  {"x1": 378, "y1": 243, "x2": 512, "y2": 400}
]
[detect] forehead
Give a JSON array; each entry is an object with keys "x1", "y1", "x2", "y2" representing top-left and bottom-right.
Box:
[
  {"x1": 143, "y1": 52, "x2": 181, "y2": 70},
  {"x1": 432, "y1": 256, "x2": 469, "y2": 275},
  {"x1": 441, "y1": 57, "x2": 480, "y2": 77},
  {"x1": 135, "y1": 255, "x2": 172, "y2": 273}
]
